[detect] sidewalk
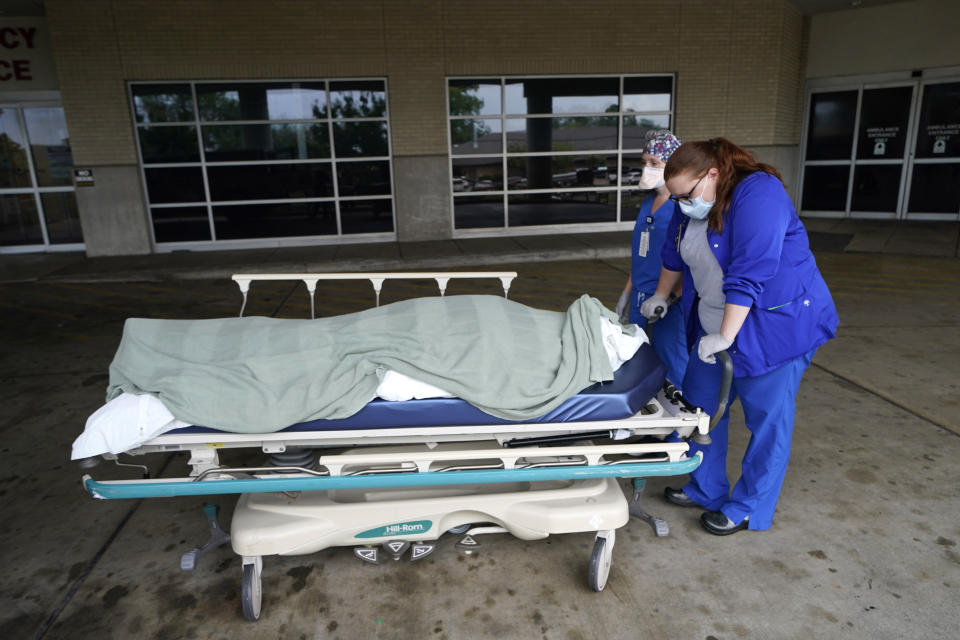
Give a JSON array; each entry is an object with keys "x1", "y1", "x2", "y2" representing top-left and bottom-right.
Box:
[{"x1": 1, "y1": 219, "x2": 958, "y2": 284}]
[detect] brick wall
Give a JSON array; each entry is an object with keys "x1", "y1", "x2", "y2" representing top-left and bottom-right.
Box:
[{"x1": 46, "y1": 0, "x2": 805, "y2": 164}]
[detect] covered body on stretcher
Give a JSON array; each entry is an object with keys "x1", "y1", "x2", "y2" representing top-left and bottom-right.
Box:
[{"x1": 75, "y1": 272, "x2": 718, "y2": 621}]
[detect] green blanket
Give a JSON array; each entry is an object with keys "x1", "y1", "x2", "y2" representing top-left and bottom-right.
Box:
[{"x1": 107, "y1": 294, "x2": 625, "y2": 432}]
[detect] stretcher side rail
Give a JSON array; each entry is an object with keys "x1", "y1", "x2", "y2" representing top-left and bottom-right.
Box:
[
  {"x1": 83, "y1": 451, "x2": 703, "y2": 500},
  {"x1": 121, "y1": 394, "x2": 710, "y2": 459},
  {"x1": 87, "y1": 441, "x2": 691, "y2": 490},
  {"x1": 232, "y1": 271, "x2": 518, "y2": 318}
]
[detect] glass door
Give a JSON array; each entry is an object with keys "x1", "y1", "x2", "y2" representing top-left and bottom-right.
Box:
[
  {"x1": 0, "y1": 104, "x2": 83, "y2": 251},
  {"x1": 799, "y1": 83, "x2": 917, "y2": 219},
  {"x1": 904, "y1": 80, "x2": 960, "y2": 220}
]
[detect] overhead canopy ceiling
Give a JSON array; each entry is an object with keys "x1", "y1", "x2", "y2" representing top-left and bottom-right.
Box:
[
  {"x1": 0, "y1": 0, "x2": 916, "y2": 18},
  {"x1": 789, "y1": 0, "x2": 910, "y2": 13},
  {"x1": 0, "y1": 0, "x2": 44, "y2": 16}
]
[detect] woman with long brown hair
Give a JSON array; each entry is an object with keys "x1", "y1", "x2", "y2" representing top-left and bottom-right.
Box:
[{"x1": 640, "y1": 137, "x2": 838, "y2": 535}]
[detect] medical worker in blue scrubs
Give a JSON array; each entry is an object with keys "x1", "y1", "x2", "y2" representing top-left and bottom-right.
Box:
[
  {"x1": 615, "y1": 130, "x2": 688, "y2": 387},
  {"x1": 641, "y1": 137, "x2": 838, "y2": 535}
]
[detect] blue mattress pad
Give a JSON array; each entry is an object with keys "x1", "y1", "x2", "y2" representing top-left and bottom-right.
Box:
[{"x1": 167, "y1": 342, "x2": 665, "y2": 435}]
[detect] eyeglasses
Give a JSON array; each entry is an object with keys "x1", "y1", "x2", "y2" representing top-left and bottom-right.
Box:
[{"x1": 669, "y1": 174, "x2": 706, "y2": 206}]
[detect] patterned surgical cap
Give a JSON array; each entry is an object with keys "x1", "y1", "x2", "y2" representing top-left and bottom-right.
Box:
[{"x1": 642, "y1": 130, "x2": 683, "y2": 162}]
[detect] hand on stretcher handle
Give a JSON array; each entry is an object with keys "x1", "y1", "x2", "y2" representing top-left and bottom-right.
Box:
[{"x1": 692, "y1": 350, "x2": 733, "y2": 446}]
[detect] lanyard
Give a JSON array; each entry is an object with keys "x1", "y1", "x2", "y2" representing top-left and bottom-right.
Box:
[{"x1": 675, "y1": 217, "x2": 689, "y2": 253}]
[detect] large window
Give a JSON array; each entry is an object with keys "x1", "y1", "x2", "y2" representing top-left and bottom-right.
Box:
[
  {"x1": 0, "y1": 104, "x2": 83, "y2": 252},
  {"x1": 447, "y1": 75, "x2": 674, "y2": 232},
  {"x1": 131, "y1": 79, "x2": 394, "y2": 246}
]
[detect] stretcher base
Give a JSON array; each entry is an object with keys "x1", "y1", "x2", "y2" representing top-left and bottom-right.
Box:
[{"x1": 231, "y1": 475, "x2": 629, "y2": 557}]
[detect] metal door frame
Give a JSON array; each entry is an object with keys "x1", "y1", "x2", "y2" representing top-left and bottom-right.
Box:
[
  {"x1": 0, "y1": 99, "x2": 84, "y2": 254},
  {"x1": 799, "y1": 66, "x2": 960, "y2": 222}
]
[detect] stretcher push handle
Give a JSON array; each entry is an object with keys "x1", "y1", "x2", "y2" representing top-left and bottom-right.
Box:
[{"x1": 692, "y1": 350, "x2": 733, "y2": 446}]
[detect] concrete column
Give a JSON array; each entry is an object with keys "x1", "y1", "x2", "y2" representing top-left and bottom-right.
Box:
[
  {"x1": 392, "y1": 155, "x2": 452, "y2": 242},
  {"x1": 746, "y1": 145, "x2": 800, "y2": 201},
  {"x1": 74, "y1": 165, "x2": 152, "y2": 256}
]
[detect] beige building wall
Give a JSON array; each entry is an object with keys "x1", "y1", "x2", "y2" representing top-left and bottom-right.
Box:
[
  {"x1": 806, "y1": 0, "x2": 960, "y2": 79},
  {"x1": 44, "y1": 0, "x2": 807, "y2": 254}
]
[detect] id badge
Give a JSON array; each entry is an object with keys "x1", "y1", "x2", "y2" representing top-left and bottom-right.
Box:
[{"x1": 638, "y1": 231, "x2": 650, "y2": 258}]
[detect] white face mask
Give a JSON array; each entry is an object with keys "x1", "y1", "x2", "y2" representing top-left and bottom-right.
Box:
[
  {"x1": 638, "y1": 167, "x2": 665, "y2": 190},
  {"x1": 677, "y1": 175, "x2": 715, "y2": 220}
]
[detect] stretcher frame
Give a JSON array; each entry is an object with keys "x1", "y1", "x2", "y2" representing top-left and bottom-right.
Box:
[{"x1": 78, "y1": 271, "x2": 717, "y2": 622}]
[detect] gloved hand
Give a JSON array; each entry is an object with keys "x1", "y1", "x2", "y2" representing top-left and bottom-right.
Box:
[
  {"x1": 615, "y1": 289, "x2": 630, "y2": 324},
  {"x1": 698, "y1": 333, "x2": 732, "y2": 364},
  {"x1": 640, "y1": 294, "x2": 669, "y2": 321}
]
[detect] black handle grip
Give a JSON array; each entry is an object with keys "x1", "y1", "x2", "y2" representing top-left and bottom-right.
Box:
[{"x1": 709, "y1": 350, "x2": 734, "y2": 431}]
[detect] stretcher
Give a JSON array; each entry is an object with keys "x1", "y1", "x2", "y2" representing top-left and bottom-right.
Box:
[{"x1": 78, "y1": 272, "x2": 728, "y2": 622}]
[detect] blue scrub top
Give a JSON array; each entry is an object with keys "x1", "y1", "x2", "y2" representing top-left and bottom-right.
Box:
[
  {"x1": 629, "y1": 195, "x2": 679, "y2": 323},
  {"x1": 661, "y1": 171, "x2": 839, "y2": 378}
]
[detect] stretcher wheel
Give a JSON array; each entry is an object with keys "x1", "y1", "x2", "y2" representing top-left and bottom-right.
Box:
[
  {"x1": 587, "y1": 531, "x2": 615, "y2": 592},
  {"x1": 241, "y1": 558, "x2": 262, "y2": 622}
]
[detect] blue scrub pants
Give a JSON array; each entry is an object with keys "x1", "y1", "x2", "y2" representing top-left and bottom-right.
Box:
[
  {"x1": 633, "y1": 306, "x2": 689, "y2": 390},
  {"x1": 680, "y1": 343, "x2": 816, "y2": 530}
]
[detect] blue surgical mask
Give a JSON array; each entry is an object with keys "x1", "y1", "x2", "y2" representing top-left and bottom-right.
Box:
[{"x1": 678, "y1": 177, "x2": 715, "y2": 219}]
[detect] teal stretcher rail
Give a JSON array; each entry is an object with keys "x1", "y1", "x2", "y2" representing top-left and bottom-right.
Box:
[{"x1": 83, "y1": 452, "x2": 702, "y2": 500}]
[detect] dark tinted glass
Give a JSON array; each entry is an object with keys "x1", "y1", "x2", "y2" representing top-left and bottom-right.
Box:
[
  {"x1": 138, "y1": 126, "x2": 200, "y2": 163},
  {"x1": 23, "y1": 107, "x2": 74, "y2": 187},
  {"x1": 202, "y1": 124, "x2": 329, "y2": 161},
  {"x1": 214, "y1": 202, "x2": 337, "y2": 239},
  {"x1": 0, "y1": 194, "x2": 41, "y2": 245},
  {"x1": 856, "y1": 86, "x2": 914, "y2": 159},
  {"x1": 132, "y1": 84, "x2": 194, "y2": 123},
  {"x1": 449, "y1": 79, "x2": 501, "y2": 116},
  {"x1": 41, "y1": 192, "x2": 83, "y2": 244},
  {"x1": 505, "y1": 117, "x2": 618, "y2": 153},
  {"x1": 806, "y1": 91, "x2": 858, "y2": 160},
  {"x1": 505, "y1": 78, "x2": 619, "y2": 115},
  {"x1": 907, "y1": 163, "x2": 960, "y2": 213},
  {"x1": 336, "y1": 161, "x2": 391, "y2": 196},
  {"x1": 506, "y1": 154, "x2": 616, "y2": 190},
  {"x1": 454, "y1": 195, "x2": 504, "y2": 228},
  {"x1": 329, "y1": 81, "x2": 386, "y2": 118},
  {"x1": 800, "y1": 165, "x2": 850, "y2": 211},
  {"x1": 450, "y1": 118, "x2": 502, "y2": 154},
  {"x1": 621, "y1": 191, "x2": 658, "y2": 222},
  {"x1": 850, "y1": 165, "x2": 902, "y2": 212},
  {"x1": 915, "y1": 81, "x2": 960, "y2": 159},
  {"x1": 152, "y1": 206, "x2": 211, "y2": 243},
  {"x1": 340, "y1": 199, "x2": 394, "y2": 234},
  {"x1": 508, "y1": 191, "x2": 617, "y2": 226},
  {"x1": 333, "y1": 121, "x2": 388, "y2": 157},
  {"x1": 144, "y1": 167, "x2": 205, "y2": 203},
  {"x1": 197, "y1": 83, "x2": 327, "y2": 121},
  {"x1": 207, "y1": 163, "x2": 334, "y2": 200},
  {"x1": 623, "y1": 76, "x2": 673, "y2": 112},
  {"x1": 453, "y1": 158, "x2": 503, "y2": 191},
  {"x1": 622, "y1": 115, "x2": 671, "y2": 150},
  {"x1": 0, "y1": 108, "x2": 31, "y2": 188}
]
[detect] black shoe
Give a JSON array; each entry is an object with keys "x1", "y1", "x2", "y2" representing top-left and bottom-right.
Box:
[
  {"x1": 700, "y1": 510, "x2": 749, "y2": 536},
  {"x1": 663, "y1": 487, "x2": 698, "y2": 508}
]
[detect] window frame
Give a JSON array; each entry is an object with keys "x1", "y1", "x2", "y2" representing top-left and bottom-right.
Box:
[
  {"x1": 446, "y1": 73, "x2": 675, "y2": 236},
  {"x1": 129, "y1": 78, "x2": 397, "y2": 251},
  {"x1": 0, "y1": 97, "x2": 84, "y2": 254}
]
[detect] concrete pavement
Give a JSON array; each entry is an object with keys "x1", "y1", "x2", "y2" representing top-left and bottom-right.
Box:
[{"x1": 1, "y1": 229, "x2": 959, "y2": 640}]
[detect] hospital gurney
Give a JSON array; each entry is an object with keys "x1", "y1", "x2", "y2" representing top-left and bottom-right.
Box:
[{"x1": 78, "y1": 272, "x2": 730, "y2": 622}]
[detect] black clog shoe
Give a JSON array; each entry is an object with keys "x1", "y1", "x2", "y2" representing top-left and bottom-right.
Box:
[
  {"x1": 700, "y1": 510, "x2": 749, "y2": 536},
  {"x1": 663, "y1": 487, "x2": 699, "y2": 508}
]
